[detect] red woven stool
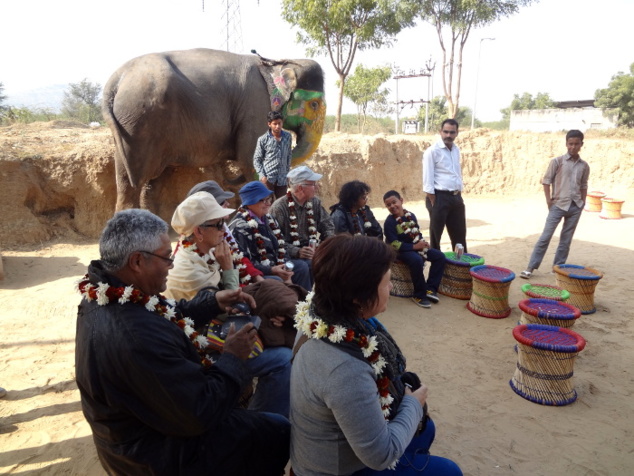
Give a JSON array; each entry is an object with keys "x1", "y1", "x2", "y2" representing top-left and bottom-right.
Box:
[
  {"x1": 438, "y1": 252, "x2": 484, "y2": 300},
  {"x1": 518, "y1": 298, "x2": 581, "y2": 329},
  {"x1": 510, "y1": 324, "x2": 586, "y2": 406}
]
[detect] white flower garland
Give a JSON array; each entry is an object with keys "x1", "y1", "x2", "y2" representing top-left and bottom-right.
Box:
[
  {"x1": 287, "y1": 191, "x2": 319, "y2": 246},
  {"x1": 77, "y1": 276, "x2": 215, "y2": 367},
  {"x1": 294, "y1": 292, "x2": 394, "y2": 419}
]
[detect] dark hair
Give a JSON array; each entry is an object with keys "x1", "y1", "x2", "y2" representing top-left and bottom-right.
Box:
[
  {"x1": 267, "y1": 111, "x2": 283, "y2": 123},
  {"x1": 382, "y1": 190, "x2": 401, "y2": 202},
  {"x1": 441, "y1": 118, "x2": 459, "y2": 130},
  {"x1": 566, "y1": 129, "x2": 584, "y2": 142},
  {"x1": 312, "y1": 234, "x2": 395, "y2": 324},
  {"x1": 337, "y1": 180, "x2": 371, "y2": 210}
]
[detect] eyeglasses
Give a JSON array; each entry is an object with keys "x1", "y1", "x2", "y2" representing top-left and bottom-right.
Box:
[
  {"x1": 301, "y1": 182, "x2": 317, "y2": 187},
  {"x1": 140, "y1": 250, "x2": 174, "y2": 264},
  {"x1": 258, "y1": 196, "x2": 274, "y2": 205},
  {"x1": 199, "y1": 218, "x2": 225, "y2": 230}
]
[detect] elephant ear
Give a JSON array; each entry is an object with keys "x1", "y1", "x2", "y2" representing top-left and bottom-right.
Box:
[{"x1": 258, "y1": 61, "x2": 298, "y2": 112}]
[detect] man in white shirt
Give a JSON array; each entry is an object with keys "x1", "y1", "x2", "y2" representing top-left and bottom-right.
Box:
[{"x1": 422, "y1": 119, "x2": 467, "y2": 252}]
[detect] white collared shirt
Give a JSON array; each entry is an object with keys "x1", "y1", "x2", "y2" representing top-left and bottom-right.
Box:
[{"x1": 422, "y1": 139, "x2": 463, "y2": 194}]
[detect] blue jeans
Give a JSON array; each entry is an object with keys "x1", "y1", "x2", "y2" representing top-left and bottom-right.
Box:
[
  {"x1": 397, "y1": 248, "x2": 446, "y2": 299},
  {"x1": 245, "y1": 346, "x2": 292, "y2": 418},
  {"x1": 528, "y1": 203, "x2": 583, "y2": 270},
  {"x1": 290, "y1": 258, "x2": 313, "y2": 291},
  {"x1": 353, "y1": 419, "x2": 462, "y2": 476}
]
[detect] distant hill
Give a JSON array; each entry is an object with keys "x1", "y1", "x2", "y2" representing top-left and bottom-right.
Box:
[{"x1": 4, "y1": 84, "x2": 67, "y2": 111}]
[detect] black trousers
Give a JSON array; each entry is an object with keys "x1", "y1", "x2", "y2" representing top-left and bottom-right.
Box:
[{"x1": 425, "y1": 191, "x2": 467, "y2": 252}]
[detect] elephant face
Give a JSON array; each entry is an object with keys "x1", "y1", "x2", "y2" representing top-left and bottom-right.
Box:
[
  {"x1": 283, "y1": 89, "x2": 326, "y2": 165},
  {"x1": 259, "y1": 59, "x2": 326, "y2": 166}
]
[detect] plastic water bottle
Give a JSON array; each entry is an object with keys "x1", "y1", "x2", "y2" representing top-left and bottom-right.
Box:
[{"x1": 454, "y1": 243, "x2": 464, "y2": 260}]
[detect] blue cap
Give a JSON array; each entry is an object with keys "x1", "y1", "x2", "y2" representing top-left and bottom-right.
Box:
[{"x1": 239, "y1": 181, "x2": 274, "y2": 206}]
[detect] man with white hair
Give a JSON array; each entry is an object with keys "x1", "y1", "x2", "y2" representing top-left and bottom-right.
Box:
[
  {"x1": 269, "y1": 166, "x2": 334, "y2": 285},
  {"x1": 75, "y1": 209, "x2": 290, "y2": 475}
]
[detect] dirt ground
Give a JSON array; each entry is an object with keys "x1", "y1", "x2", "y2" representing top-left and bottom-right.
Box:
[{"x1": 1, "y1": 123, "x2": 633, "y2": 475}]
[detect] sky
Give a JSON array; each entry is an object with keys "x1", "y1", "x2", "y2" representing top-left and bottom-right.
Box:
[{"x1": 1, "y1": 0, "x2": 633, "y2": 123}]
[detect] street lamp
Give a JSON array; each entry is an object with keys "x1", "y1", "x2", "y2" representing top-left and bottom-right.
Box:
[{"x1": 471, "y1": 37, "x2": 495, "y2": 130}]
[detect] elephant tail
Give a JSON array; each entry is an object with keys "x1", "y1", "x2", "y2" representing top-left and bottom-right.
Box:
[{"x1": 102, "y1": 74, "x2": 138, "y2": 188}]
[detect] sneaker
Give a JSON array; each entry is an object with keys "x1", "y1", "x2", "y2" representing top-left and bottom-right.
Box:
[
  {"x1": 520, "y1": 270, "x2": 532, "y2": 279},
  {"x1": 426, "y1": 291, "x2": 440, "y2": 304},
  {"x1": 411, "y1": 297, "x2": 432, "y2": 309}
]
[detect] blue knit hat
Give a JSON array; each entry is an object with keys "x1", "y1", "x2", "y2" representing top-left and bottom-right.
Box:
[{"x1": 239, "y1": 181, "x2": 274, "y2": 206}]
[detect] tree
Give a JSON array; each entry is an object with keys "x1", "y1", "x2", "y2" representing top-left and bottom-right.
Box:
[
  {"x1": 500, "y1": 91, "x2": 555, "y2": 119},
  {"x1": 418, "y1": 95, "x2": 472, "y2": 132},
  {"x1": 340, "y1": 64, "x2": 392, "y2": 133},
  {"x1": 418, "y1": 0, "x2": 535, "y2": 118},
  {"x1": 595, "y1": 63, "x2": 634, "y2": 128},
  {"x1": 62, "y1": 78, "x2": 102, "y2": 123},
  {"x1": 0, "y1": 82, "x2": 8, "y2": 119},
  {"x1": 282, "y1": 0, "x2": 417, "y2": 132}
]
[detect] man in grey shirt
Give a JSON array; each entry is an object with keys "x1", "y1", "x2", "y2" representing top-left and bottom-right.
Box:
[{"x1": 520, "y1": 130, "x2": 590, "y2": 279}]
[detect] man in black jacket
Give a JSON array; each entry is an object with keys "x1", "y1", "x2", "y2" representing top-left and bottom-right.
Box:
[{"x1": 75, "y1": 209, "x2": 289, "y2": 475}]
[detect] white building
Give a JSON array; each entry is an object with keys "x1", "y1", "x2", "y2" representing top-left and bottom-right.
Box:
[{"x1": 510, "y1": 100, "x2": 618, "y2": 132}]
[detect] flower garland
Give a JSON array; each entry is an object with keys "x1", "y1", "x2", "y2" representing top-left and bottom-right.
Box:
[
  {"x1": 351, "y1": 206, "x2": 372, "y2": 235},
  {"x1": 287, "y1": 191, "x2": 319, "y2": 246},
  {"x1": 77, "y1": 276, "x2": 214, "y2": 367},
  {"x1": 294, "y1": 292, "x2": 394, "y2": 419},
  {"x1": 179, "y1": 237, "x2": 219, "y2": 270},
  {"x1": 238, "y1": 207, "x2": 286, "y2": 266},
  {"x1": 395, "y1": 210, "x2": 422, "y2": 244},
  {"x1": 223, "y1": 231, "x2": 251, "y2": 285}
]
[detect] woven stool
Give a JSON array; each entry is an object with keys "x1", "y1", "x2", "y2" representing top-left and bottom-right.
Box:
[
  {"x1": 518, "y1": 298, "x2": 581, "y2": 329},
  {"x1": 553, "y1": 264, "x2": 603, "y2": 315},
  {"x1": 521, "y1": 283, "x2": 570, "y2": 302},
  {"x1": 599, "y1": 197, "x2": 625, "y2": 220},
  {"x1": 390, "y1": 260, "x2": 415, "y2": 297},
  {"x1": 467, "y1": 265, "x2": 515, "y2": 318},
  {"x1": 584, "y1": 191, "x2": 605, "y2": 212},
  {"x1": 510, "y1": 324, "x2": 586, "y2": 406},
  {"x1": 438, "y1": 252, "x2": 484, "y2": 300}
]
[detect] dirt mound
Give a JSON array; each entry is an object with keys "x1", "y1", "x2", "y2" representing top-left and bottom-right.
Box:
[{"x1": 1, "y1": 122, "x2": 632, "y2": 248}]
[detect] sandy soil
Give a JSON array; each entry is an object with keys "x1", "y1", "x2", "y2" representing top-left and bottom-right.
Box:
[{"x1": 1, "y1": 192, "x2": 633, "y2": 475}]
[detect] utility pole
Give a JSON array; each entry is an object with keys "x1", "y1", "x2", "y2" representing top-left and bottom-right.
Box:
[{"x1": 393, "y1": 67, "x2": 431, "y2": 135}]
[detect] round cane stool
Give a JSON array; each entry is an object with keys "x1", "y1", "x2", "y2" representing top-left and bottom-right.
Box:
[
  {"x1": 389, "y1": 260, "x2": 414, "y2": 297},
  {"x1": 599, "y1": 197, "x2": 625, "y2": 220},
  {"x1": 553, "y1": 264, "x2": 603, "y2": 315},
  {"x1": 518, "y1": 299, "x2": 581, "y2": 329},
  {"x1": 467, "y1": 265, "x2": 515, "y2": 318},
  {"x1": 438, "y1": 252, "x2": 485, "y2": 300},
  {"x1": 521, "y1": 283, "x2": 570, "y2": 302},
  {"x1": 510, "y1": 324, "x2": 586, "y2": 406},
  {"x1": 584, "y1": 191, "x2": 605, "y2": 212}
]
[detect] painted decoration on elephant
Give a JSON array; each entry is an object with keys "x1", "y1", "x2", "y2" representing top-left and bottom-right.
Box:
[{"x1": 283, "y1": 89, "x2": 326, "y2": 164}]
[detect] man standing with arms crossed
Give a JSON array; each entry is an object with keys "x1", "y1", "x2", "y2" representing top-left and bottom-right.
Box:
[
  {"x1": 253, "y1": 111, "x2": 292, "y2": 199},
  {"x1": 422, "y1": 119, "x2": 467, "y2": 252}
]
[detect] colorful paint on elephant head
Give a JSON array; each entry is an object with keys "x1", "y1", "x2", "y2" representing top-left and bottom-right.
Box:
[{"x1": 283, "y1": 89, "x2": 326, "y2": 166}]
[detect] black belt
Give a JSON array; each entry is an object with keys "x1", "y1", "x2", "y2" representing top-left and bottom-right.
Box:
[{"x1": 435, "y1": 189, "x2": 461, "y2": 195}]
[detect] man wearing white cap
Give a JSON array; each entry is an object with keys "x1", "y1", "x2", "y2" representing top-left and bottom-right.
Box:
[
  {"x1": 167, "y1": 192, "x2": 293, "y2": 418},
  {"x1": 270, "y1": 166, "x2": 334, "y2": 273}
]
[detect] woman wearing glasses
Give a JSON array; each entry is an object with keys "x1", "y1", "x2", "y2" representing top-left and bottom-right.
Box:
[
  {"x1": 330, "y1": 180, "x2": 383, "y2": 240},
  {"x1": 165, "y1": 191, "x2": 239, "y2": 301}
]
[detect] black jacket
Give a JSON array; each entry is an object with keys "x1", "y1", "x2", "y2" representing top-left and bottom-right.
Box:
[{"x1": 75, "y1": 261, "x2": 289, "y2": 475}]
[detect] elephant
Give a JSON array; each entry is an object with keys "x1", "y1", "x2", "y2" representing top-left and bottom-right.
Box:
[{"x1": 102, "y1": 48, "x2": 327, "y2": 211}]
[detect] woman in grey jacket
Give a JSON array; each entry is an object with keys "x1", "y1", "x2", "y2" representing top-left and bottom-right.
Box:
[{"x1": 290, "y1": 235, "x2": 462, "y2": 476}]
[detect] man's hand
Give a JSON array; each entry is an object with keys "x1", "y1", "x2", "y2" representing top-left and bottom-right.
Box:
[
  {"x1": 271, "y1": 264, "x2": 293, "y2": 282},
  {"x1": 215, "y1": 288, "x2": 257, "y2": 314},
  {"x1": 413, "y1": 240, "x2": 429, "y2": 251},
  {"x1": 214, "y1": 241, "x2": 233, "y2": 271},
  {"x1": 269, "y1": 316, "x2": 286, "y2": 327},
  {"x1": 260, "y1": 176, "x2": 269, "y2": 185},
  {"x1": 427, "y1": 194, "x2": 436, "y2": 207},
  {"x1": 223, "y1": 323, "x2": 258, "y2": 360},
  {"x1": 298, "y1": 246, "x2": 315, "y2": 260}
]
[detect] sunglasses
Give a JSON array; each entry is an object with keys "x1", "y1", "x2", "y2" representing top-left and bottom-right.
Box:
[{"x1": 199, "y1": 218, "x2": 225, "y2": 230}]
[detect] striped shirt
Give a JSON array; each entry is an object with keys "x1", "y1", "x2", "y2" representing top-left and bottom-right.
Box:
[
  {"x1": 253, "y1": 130, "x2": 293, "y2": 186},
  {"x1": 542, "y1": 153, "x2": 590, "y2": 211}
]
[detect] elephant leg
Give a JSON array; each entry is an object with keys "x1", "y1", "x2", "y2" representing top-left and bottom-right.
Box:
[{"x1": 115, "y1": 156, "x2": 142, "y2": 211}]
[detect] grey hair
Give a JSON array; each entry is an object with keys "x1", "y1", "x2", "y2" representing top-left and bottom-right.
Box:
[{"x1": 99, "y1": 209, "x2": 169, "y2": 273}]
